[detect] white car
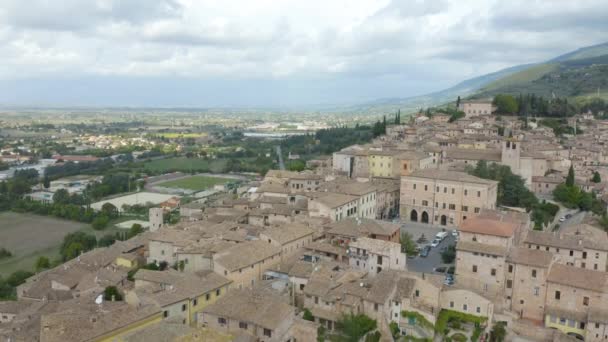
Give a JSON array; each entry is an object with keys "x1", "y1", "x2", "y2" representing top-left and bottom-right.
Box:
[
  {"x1": 451, "y1": 229, "x2": 459, "y2": 237},
  {"x1": 559, "y1": 216, "x2": 566, "y2": 222},
  {"x1": 430, "y1": 239, "x2": 441, "y2": 248}
]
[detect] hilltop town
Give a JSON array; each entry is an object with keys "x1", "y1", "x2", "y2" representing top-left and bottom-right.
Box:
[{"x1": 1, "y1": 98, "x2": 608, "y2": 342}]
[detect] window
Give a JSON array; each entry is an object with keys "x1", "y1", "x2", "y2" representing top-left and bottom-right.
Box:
[
  {"x1": 206, "y1": 293, "x2": 210, "y2": 300},
  {"x1": 555, "y1": 290, "x2": 561, "y2": 300},
  {"x1": 583, "y1": 252, "x2": 587, "y2": 259},
  {"x1": 444, "y1": 187, "x2": 447, "y2": 193},
  {"x1": 449, "y1": 301, "x2": 454, "y2": 308},
  {"x1": 462, "y1": 205, "x2": 468, "y2": 212},
  {"x1": 415, "y1": 290, "x2": 420, "y2": 297},
  {"x1": 506, "y1": 280, "x2": 512, "y2": 289},
  {"x1": 422, "y1": 200, "x2": 428, "y2": 206},
  {"x1": 569, "y1": 250, "x2": 574, "y2": 256},
  {"x1": 413, "y1": 184, "x2": 416, "y2": 190},
  {"x1": 263, "y1": 328, "x2": 272, "y2": 337},
  {"x1": 374, "y1": 303, "x2": 379, "y2": 311},
  {"x1": 193, "y1": 299, "x2": 198, "y2": 306},
  {"x1": 476, "y1": 307, "x2": 480, "y2": 313},
  {"x1": 463, "y1": 304, "x2": 468, "y2": 311},
  {"x1": 442, "y1": 203, "x2": 446, "y2": 209},
  {"x1": 449, "y1": 204, "x2": 455, "y2": 210},
  {"x1": 464, "y1": 189, "x2": 468, "y2": 196},
  {"x1": 315, "y1": 296, "x2": 319, "y2": 304},
  {"x1": 424, "y1": 185, "x2": 428, "y2": 191},
  {"x1": 182, "y1": 304, "x2": 187, "y2": 311},
  {"x1": 531, "y1": 270, "x2": 537, "y2": 278},
  {"x1": 477, "y1": 191, "x2": 481, "y2": 197},
  {"x1": 163, "y1": 311, "x2": 169, "y2": 318},
  {"x1": 436, "y1": 186, "x2": 440, "y2": 192},
  {"x1": 377, "y1": 255, "x2": 383, "y2": 265},
  {"x1": 474, "y1": 207, "x2": 480, "y2": 213},
  {"x1": 508, "y1": 264, "x2": 513, "y2": 273},
  {"x1": 216, "y1": 289, "x2": 221, "y2": 296},
  {"x1": 451, "y1": 188, "x2": 455, "y2": 194},
  {"x1": 584, "y1": 296, "x2": 590, "y2": 306},
  {"x1": 472, "y1": 265, "x2": 477, "y2": 273},
  {"x1": 218, "y1": 317, "x2": 227, "y2": 324},
  {"x1": 491, "y1": 268, "x2": 496, "y2": 276},
  {"x1": 534, "y1": 287, "x2": 539, "y2": 296}
]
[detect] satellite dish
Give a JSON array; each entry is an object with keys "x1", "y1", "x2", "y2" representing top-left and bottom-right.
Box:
[{"x1": 95, "y1": 294, "x2": 103, "y2": 305}]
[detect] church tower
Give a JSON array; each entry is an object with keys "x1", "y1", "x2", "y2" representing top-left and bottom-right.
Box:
[{"x1": 501, "y1": 138, "x2": 520, "y2": 173}]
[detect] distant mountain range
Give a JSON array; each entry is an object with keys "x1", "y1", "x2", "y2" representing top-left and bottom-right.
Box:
[{"x1": 344, "y1": 42, "x2": 608, "y2": 114}]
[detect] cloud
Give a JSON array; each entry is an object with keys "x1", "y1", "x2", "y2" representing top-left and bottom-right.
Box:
[{"x1": 0, "y1": 0, "x2": 605, "y2": 106}]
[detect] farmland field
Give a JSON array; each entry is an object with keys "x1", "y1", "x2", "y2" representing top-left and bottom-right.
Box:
[
  {"x1": 158, "y1": 175, "x2": 232, "y2": 191},
  {"x1": 0, "y1": 212, "x2": 89, "y2": 276},
  {"x1": 156, "y1": 132, "x2": 208, "y2": 139},
  {"x1": 141, "y1": 157, "x2": 228, "y2": 173}
]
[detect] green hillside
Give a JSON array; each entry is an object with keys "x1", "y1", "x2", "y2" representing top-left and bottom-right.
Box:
[
  {"x1": 480, "y1": 63, "x2": 558, "y2": 93},
  {"x1": 472, "y1": 56, "x2": 608, "y2": 100}
]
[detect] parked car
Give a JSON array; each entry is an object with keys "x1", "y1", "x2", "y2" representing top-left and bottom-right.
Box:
[
  {"x1": 451, "y1": 229, "x2": 459, "y2": 237},
  {"x1": 565, "y1": 213, "x2": 572, "y2": 219},
  {"x1": 444, "y1": 274, "x2": 454, "y2": 286},
  {"x1": 420, "y1": 245, "x2": 431, "y2": 257},
  {"x1": 430, "y1": 239, "x2": 441, "y2": 248},
  {"x1": 559, "y1": 216, "x2": 566, "y2": 222},
  {"x1": 435, "y1": 231, "x2": 448, "y2": 241}
]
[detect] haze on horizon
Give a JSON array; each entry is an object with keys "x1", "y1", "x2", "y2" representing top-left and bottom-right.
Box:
[{"x1": 0, "y1": 0, "x2": 606, "y2": 108}]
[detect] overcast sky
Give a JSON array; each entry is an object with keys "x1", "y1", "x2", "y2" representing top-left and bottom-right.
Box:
[{"x1": 0, "y1": 0, "x2": 606, "y2": 108}]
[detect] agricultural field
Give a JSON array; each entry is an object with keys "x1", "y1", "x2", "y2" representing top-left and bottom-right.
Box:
[
  {"x1": 0, "y1": 212, "x2": 89, "y2": 276},
  {"x1": 158, "y1": 175, "x2": 232, "y2": 191},
  {"x1": 156, "y1": 132, "x2": 208, "y2": 139},
  {"x1": 141, "y1": 157, "x2": 228, "y2": 173}
]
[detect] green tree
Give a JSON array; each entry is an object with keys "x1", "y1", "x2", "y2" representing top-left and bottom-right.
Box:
[
  {"x1": 287, "y1": 160, "x2": 306, "y2": 172},
  {"x1": 35, "y1": 256, "x2": 51, "y2": 271},
  {"x1": 98, "y1": 234, "x2": 116, "y2": 247},
  {"x1": 334, "y1": 314, "x2": 377, "y2": 342},
  {"x1": 101, "y1": 203, "x2": 119, "y2": 219},
  {"x1": 0, "y1": 248, "x2": 12, "y2": 259},
  {"x1": 456, "y1": 96, "x2": 461, "y2": 108},
  {"x1": 60, "y1": 232, "x2": 97, "y2": 261},
  {"x1": 92, "y1": 215, "x2": 110, "y2": 230},
  {"x1": 489, "y1": 322, "x2": 506, "y2": 342},
  {"x1": 400, "y1": 232, "x2": 418, "y2": 256},
  {"x1": 592, "y1": 171, "x2": 601, "y2": 183},
  {"x1": 303, "y1": 308, "x2": 314, "y2": 321},
  {"x1": 441, "y1": 244, "x2": 456, "y2": 264},
  {"x1": 566, "y1": 165, "x2": 575, "y2": 187},
  {"x1": 52, "y1": 188, "x2": 71, "y2": 204},
  {"x1": 493, "y1": 94, "x2": 518, "y2": 114},
  {"x1": 128, "y1": 223, "x2": 144, "y2": 238},
  {"x1": 42, "y1": 176, "x2": 50, "y2": 189},
  {"x1": 6, "y1": 270, "x2": 34, "y2": 287},
  {"x1": 103, "y1": 286, "x2": 123, "y2": 301},
  {"x1": 317, "y1": 326, "x2": 327, "y2": 342}
]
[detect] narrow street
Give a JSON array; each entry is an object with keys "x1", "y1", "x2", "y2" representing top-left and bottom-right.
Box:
[{"x1": 276, "y1": 145, "x2": 286, "y2": 170}]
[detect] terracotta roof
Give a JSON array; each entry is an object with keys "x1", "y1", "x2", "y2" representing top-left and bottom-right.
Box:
[
  {"x1": 456, "y1": 241, "x2": 507, "y2": 256},
  {"x1": 327, "y1": 218, "x2": 400, "y2": 239},
  {"x1": 406, "y1": 170, "x2": 498, "y2": 186},
  {"x1": 506, "y1": 247, "x2": 553, "y2": 268},
  {"x1": 459, "y1": 217, "x2": 518, "y2": 238},
  {"x1": 202, "y1": 289, "x2": 294, "y2": 330},
  {"x1": 213, "y1": 240, "x2": 281, "y2": 272},
  {"x1": 547, "y1": 263, "x2": 608, "y2": 292}
]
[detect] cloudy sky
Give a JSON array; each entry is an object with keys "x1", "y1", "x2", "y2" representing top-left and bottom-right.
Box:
[{"x1": 0, "y1": 0, "x2": 606, "y2": 107}]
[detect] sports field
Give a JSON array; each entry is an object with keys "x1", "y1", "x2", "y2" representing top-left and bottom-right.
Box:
[
  {"x1": 158, "y1": 175, "x2": 231, "y2": 191},
  {"x1": 142, "y1": 157, "x2": 228, "y2": 173},
  {"x1": 0, "y1": 212, "x2": 89, "y2": 276}
]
